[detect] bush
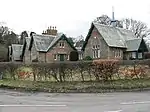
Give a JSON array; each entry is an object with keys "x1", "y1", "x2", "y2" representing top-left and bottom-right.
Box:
[
  {"x1": 0, "y1": 44, "x2": 8, "y2": 62},
  {"x1": 144, "y1": 52, "x2": 150, "y2": 59},
  {"x1": 69, "y1": 51, "x2": 79, "y2": 61},
  {"x1": 83, "y1": 56, "x2": 93, "y2": 60},
  {"x1": 0, "y1": 60, "x2": 149, "y2": 82},
  {"x1": 92, "y1": 59, "x2": 120, "y2": 81}
]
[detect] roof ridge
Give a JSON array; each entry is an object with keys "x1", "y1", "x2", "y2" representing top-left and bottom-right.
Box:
[
  {"x1": 33, "y1": 34, "x2": 56, "y2": 37},
  {"x1": 93, "y1": 22, "x2": 133, "y2": 33},
  {"x1": 126, "y1": 38, "x2": 142, "y2": 41},
  {"x1": 12, "y1": 44, "x2": 23, "y2": 46}
]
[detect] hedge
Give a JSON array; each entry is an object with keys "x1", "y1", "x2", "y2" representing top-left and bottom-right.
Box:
[{"x1": 0, "y1": 59, "x2": 150, "y2": 82}]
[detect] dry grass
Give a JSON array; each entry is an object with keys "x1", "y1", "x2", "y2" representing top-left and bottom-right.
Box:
[{"x1": 1, "y1": 78, "x2": 150, "y2": 93}]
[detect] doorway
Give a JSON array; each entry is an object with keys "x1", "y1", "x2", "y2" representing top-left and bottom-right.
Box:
[{"x1": 59, "y1": 54, "x2": 65, "y2": 61}]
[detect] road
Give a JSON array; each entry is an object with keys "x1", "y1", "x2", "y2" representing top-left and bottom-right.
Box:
[{"x1": 0, "y1": 89, "x2": 150, "y2": 112}]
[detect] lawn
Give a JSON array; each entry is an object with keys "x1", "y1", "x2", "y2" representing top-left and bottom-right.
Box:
[{"x1": 1, "y1": 78, "x2": 150, "y2": 93}]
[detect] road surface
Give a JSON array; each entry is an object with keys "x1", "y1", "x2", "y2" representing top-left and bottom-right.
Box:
[{"x1": 0, "y1": 89, "x2": 150, "y2": 112}]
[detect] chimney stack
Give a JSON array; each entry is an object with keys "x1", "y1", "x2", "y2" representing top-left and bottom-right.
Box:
[{"x1": 42, "y1": 26, "x2": 57, "y2": 36}]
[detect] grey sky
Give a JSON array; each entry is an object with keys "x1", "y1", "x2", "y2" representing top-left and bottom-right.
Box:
[{"x1": 0, "y1": 0, "x2": 150, "y2": 37}]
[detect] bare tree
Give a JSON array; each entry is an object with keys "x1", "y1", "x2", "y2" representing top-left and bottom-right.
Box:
[
  {"x1": 94, "y1": 15, "x2": 111, "y2": 25},
  {"x1": 94, "y1": 15, "x2": 150, "y2": 38},
  {"x1": 121, "y1": 18, "x2": 150, "y2": 38},
  {"x1": 0, "y1": 26, "x2": 9, "y2": 44},
  {"x1": 94, "y1": 15, "x2": 123, "y2": 28}
]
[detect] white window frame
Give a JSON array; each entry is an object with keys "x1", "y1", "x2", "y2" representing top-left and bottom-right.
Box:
[
  {"x1": 98, "y1": 50, "x2": 100, "y2": 58},
  {"x1": 67, "y1": 54, "x2": 69, "y2": 60},
  {"x1": 115, "y1": 51, "x2": 117, "y2": 57},
  {"x1": 81, "y1": 54, "x2": 83, "y2": 60},
  {"x1": 93, "y1": 50, "x2": 95, "y2": 58},
  {"x1": 119, "y1": 50, "x2": 122, "y2": 57},
  {"x1": 79, "y1": 54, "x2": 81, "y2": 60}
]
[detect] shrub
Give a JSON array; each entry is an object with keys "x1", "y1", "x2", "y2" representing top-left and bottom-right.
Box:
[
  {"x1": 0, "y1": 44, "x2": 8, "y2": 62},
  {"x1": 0, "y1": 60, "x2": 149, "y2": 81},
  {"x1": 144, "y1": 52, "x2": 150, "y2": 59},
  {"x1": 92, "y1": 59, "x2": 120, "y2": 81},
  {"x1": 83, "y1": 56, "x2": 93, "y2": 61},
  {"x1": 69, "y1": 51, "x2": 79, "y2": 61}
]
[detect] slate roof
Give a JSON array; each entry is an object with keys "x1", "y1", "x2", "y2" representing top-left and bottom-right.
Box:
[
  {"x1": 12, "y1": 44, "x2": 23, "y2": 60},
  {"x1": 28, "y1": 33, "x2": 76, "y2": 52},
  {"x1": 82, "y1": 22, "x2": 144, "y2": 51},
  {"x1": 32, "y1": 34, "x2": 56, "y2": 52},
  {"x1": 75, "y1": 40, "x2": 84, "y2": 47},
  {"x1": 126, "y1": 38, "x2": 142, "y2": 51},
  {"x1": 93, "y1": 22, "x2": 137, "y2": 48}
]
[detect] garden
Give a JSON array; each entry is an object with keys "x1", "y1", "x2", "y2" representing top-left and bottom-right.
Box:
[{"x1": 0, "y1": 59, "x2": 150, "y2": 93}]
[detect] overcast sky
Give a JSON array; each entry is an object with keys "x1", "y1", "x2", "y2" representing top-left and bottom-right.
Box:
[{"x1": 0, "y1": 0, "x2": 150, "y2": 37}]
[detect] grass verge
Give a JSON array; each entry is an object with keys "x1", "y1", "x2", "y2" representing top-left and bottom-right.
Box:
[{"x1": 1, "y1": 79, "x2": 150, "y2": 93}]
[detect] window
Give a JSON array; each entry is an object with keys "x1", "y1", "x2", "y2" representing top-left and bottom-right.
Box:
[
  {"x1": 115, "y1": 49, "x2": 121, "y2": 57},
  {"x1": 117, "y1": 49, "x2": 120, "y2": 57},
  {"x1": 115, "y1": 50, "x2": 117, "y2": 57},
  {"x1": 95, "y1": 45, "x2": 97, "y2": 49},
  {"x1": 67, "y1": 54, "x2": 69, "y2": 60},
  {"x1": 119, "y1": 50, "x2": 122, "y2": 57},
  {"x1": 132, "y1": 52, "x2": 136, "y2": 59},
  {"x1": 96, "y1": 50, "x2": 98, "y2": 58},
  {"x1": 60, "y1": 42, "x2": 65, "y2": 48},
  {"x1": 54, "y1": 54, "x2": 57, "y2": 60},
  {"x1": 93, "y1": 50, "x2": 95, "y2": 58},
  {"x1": 93, "y1": 50, "x2": 98, "y2": 58},
  {"x1": 79, "y1": 54, "x2": 81, "y2": 60},
  {"x1": 93, "y1": 45, "x2": 95, "y2": 49},
  {"x1": 79, "y1": 54, "x2": 83, "y2": 60},
  {"x1": 80, "y1": 54, "x2": 83, "y2": 60},
  {"x1": 98, "y1": 50, "x2": 100, "y2": 58},
  {"x1": 138, "y1": 53, "x2": 142, "y2": 59},
  {"x1": 92, "y1": 44, "x2": 100, "y2": 58}
]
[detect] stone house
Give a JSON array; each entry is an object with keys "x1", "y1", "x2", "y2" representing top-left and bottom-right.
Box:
[
  {"x1": 21, "y1": 31, "x2": 76, "y2": 63},
  {"x1": 82, "y1": 22, "x2": 148, "y2": 60}
]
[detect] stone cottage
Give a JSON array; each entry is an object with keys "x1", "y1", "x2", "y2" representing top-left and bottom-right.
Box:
[
  {"x1": 21, "y1": 31, "x2": 76, "y2": 63},
  {"x1": 82, "y1": 22, "x2": 148, "y2": 60}
]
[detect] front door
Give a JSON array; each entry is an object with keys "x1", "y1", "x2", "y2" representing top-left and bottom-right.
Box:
[{"x1": 59, "y1": 54, "x2": 65, "y2": 61}]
